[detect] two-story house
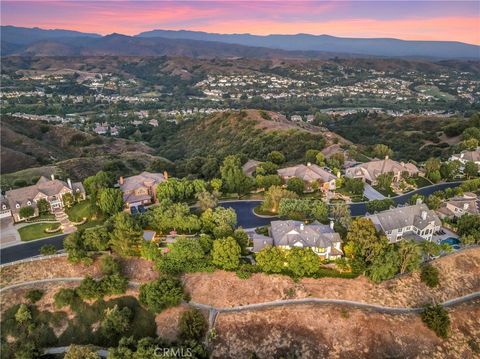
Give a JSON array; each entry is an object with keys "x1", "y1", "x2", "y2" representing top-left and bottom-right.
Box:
[
  {"x1": 367, "y1": 204, "x2": 441, "y2": 242},
  {"x1": 252, "y1": 220, "x2": 343, "y2": 259},
  {"x1": 436, "y1": 193, "x2": 479, "y2": 219},
  {"x1": 345, "y1": 156, "x2": 419, "y2": 185},
  {"x1": 119, "y1": 171, "x2": 166, "y2": 211},
  {"x1": 277, "y1": 163, "x2": 337, "y2": 191},
  {"x1": 4, "y1": 175, "x2": 86, "y2": 222},
  {"x1": 449, "y1": 148, "x2": 480, "y2": 166}
]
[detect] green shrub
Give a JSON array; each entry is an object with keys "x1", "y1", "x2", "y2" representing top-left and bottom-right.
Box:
[
  {"x1": 139, "y1": 275, "x2": 184, "y2": 313},
  {"x1": 420, "y1": 264, "x2": 440, "y2": 288},
  {"x1": 40, "y1": 244, "x2": 57, "y2": 256},
  {"x1": 235, "y1": 264, "x2": 259, "y2": 279},
  {"x1": 178, "y1": 308, "x2": 208, "y2": 341},
  {"x1": 25, "y1": 289, "x2": 44, "y2": 304},
  {"x1": 77, "y1": 276, "x2": 103, "y2": 300},
  {"x1": 54, "y1": 288, "x2": 77, "y2": 309},
  {"x1": 421, "y1": 304, "x2": 450, "y2": 338},
  {"x1": 100, "y1": 255, "x2": 121, "y2": 276},
  {"x1": 101, "y1": 274, "x2": 129, "y2": 296}
]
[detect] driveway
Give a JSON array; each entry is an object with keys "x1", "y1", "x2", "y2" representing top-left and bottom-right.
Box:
[
  {"x1": 0, "y1": 218, "x2": 20, "y2": 248},
  {"x1": 363, "y1": 184, "x2": 386, "y2": 200}
]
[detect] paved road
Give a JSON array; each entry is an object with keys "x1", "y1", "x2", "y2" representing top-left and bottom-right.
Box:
[
  {"x1": 0, "y1": 234, "x2": 66, "y2": 264},
  {"x1": 0, "y1": 182, "x2": 463, "y2": 265}
]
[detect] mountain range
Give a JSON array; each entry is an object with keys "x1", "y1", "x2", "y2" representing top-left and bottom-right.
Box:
[{"x1": 1, "y1": 25, "x2": 479, "y2": 59}]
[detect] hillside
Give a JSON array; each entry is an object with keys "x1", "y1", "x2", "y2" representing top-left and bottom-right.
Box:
[
  {"x1": 0, "y1": 117, "x2": 170, "y2": 182},
  {"x1": 154, "y1": 109, "x2": 337, "y2": 162}
]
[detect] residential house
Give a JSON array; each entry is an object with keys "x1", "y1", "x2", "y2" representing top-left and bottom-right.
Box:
[
  {"x1": 4, "y1": 175, "x2": 86, "y2": 222},
  {"x1": 449, "y1": 148, "x2": 480, "y2": 166},
  {"x1": 367, "y1": 204, "x2": 441, "y2": 242},
  {"x1": 278, "y1": 163, "x2": 337, "y2": 191},
  {"x1": 345, "y1": 156, "x2": 419, "y2": 185},
  {"x1": 436, "y1": 193, "x2": 479, "y2": 219},
  {"x1": 252, "y1": 220, "x2": 343, "y2": 259},
  {"x1": 242, "y1": 159, "x2": 262, "y2": 177},
  {"x1": 0, "y1": 194, "x2": 12, "y2": 219},
  {"x1": 290, "y1": 115, "x2": 302, "y2": 122},
  {"x1": 119, "y1": 171, "x2": 166, "y2": 210}
]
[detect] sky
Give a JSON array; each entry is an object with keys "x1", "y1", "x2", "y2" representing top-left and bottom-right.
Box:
[{"x1": 1, "y1": 1, "x2": 479, "y2": 44}]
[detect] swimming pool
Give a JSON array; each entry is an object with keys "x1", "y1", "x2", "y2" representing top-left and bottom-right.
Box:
[{"x1": 440, "y1": 237, "x2": 461, "y2": 246}]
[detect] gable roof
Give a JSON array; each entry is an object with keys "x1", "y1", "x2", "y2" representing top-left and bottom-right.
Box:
[
  {"x1": 451, "y1": 148, "x2": 480, "y2": 162},
  {"x1": 346, "y1": 158, "x2": 418, "y2": 182},
  {"x1": 242, "y1": 159, "x2": 262, "y2": 177},
  {"x1": 278, "y1": 164, "x2": 336, "y2": 183},
  {"x1": 119, "y1": 171, "x2": 165, "y2": 193},
  {"x1": 270, "y1": 220, "x2": 341, "y2": 248},
  {"x1": 367, "y1": 204, "x2": 441, "y2": 232}
]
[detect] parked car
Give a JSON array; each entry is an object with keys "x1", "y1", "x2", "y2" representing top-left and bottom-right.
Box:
[{"x1": 130, "y1": 206, "x2": 138, "y2": 215}]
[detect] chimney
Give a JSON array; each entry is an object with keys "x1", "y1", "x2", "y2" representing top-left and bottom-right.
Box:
[
  {"x1": 119, "y1": 176, "x2": 124, "y2": 185},
  {"x1": 299, "y1": 223, "x2": 305, "y2": 231},
  {"x1": 50, "y1": 174, "x2": 55, "y2": 181},
  {"x1": 330, "y1": 220, "x2": 334, "y2": 230},
  {"x1": 67, "y1": 178, "x2": 72, "y2": 189},
  {"x1": 421, "y1": 210, "x2": 427, "y2": 220},
  {"x1": 163, "y1": 171, "x2": 169, "y2": 180}
]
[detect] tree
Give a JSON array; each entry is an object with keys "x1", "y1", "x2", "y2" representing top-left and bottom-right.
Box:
[
  {"x1": 83, "y1": 226, "x2": 110, "y2": 251},
  {"x1": 210, "y1": 178, "x2": 223, "y2": 193},
  {"x1": 376, "y1": 172, "x2": 394, "y2": 191},
  {"x1": 64, "y1": 345, "x2": 100, "y2": 359},
  {"x1": 457, "y1": 214, "x2": 480, "y2": 243},
  {"x1": 62, "y1": 193, "x2": 75, "y2": 208},
  {"x1": 440, "y1": 160, "x2": 461, "y2": 181},
  {"x1": 97, "y1": 188, "x2": 124, "y2": 216},
  {"x1": 77, "y1": 276, "x2": 103, "y2": 300},
  {"x1": 139, "y1": 276, "x2": 184, "y2": 313},
  {"x1": 84, "y1": 171, "x2": 114, "y2": 198},
  {"x1": 286, "y1": 177, "x2": 305, "y2": 195},
  {"x1": 365, "y1": 198, "x2": 395, "y2": 213},
  {"x1": 64, "y1": 231, "x2": 91, "y2": 264},
  {"x1": 220, "y1": 155, "x2": 252, "y2": 194},
  {"x1": 256, "y1": 246, "x2": 285, "y2": 273},
  {"x1": 156, "y1": 237, "x2": 211, "y2": 274},
  {"x1": 425, "y1": 158, "x2": 441, "y2": 180},
  {"x1": 178, "y1": 308, "x2": 208, "y2": 341},
  {"x1": 149, "y1": 201, "x2": 202, "y2": 235},
  {"x1": 373, "y1": 144, "x2": 393, "y2": 159},
  {"x1": 25, "y1": 289, "x2": 44, "y2": 304},
  {"x1": 200, "y1": 207, "x2": 237, "y2": 238},
  {"x1": 421, "y1": 304, "x2": 450, "y2": 338},
  {"x1": 462, "y1": 126, "x2": 480, "y2": 141},
  {"x1": 367, "y1": 245, "x2": 400, "y2": 282},
  {"x1": 110, "y1": 212, "x2": 144, "y2": 256},
  {"x1": 310, "y1": 201, "x2": 329, "y2": 222},
  {"x1": 196, "y1": 191, "x2": 218, "y2": 212},
  {"x1": 19, "y1": 206, "x2": 35, "y2": 219},
  {"x1": 330, "y1": 202, "x2": 352, "y2": 229},
  {"x1": 425, "y1": 195, "x2": 442, "y2": 210},
  {"x1": 36, "y1": 198, "x2": 50, "y2": 214},
  {"x1": 233, "y1": 228, "x2": 250, "y2": 255},
  {"x1": 396, "y1": 240, "x2": 421, "y2": 274},
  {"x1": 428, "y1": 170, "x2": 441, "y2": 184},
  {"x1": 344, "y1": 177, "x2": 364, "y2": 196},
  {"x1": 286, "y1": 247, "x2": 320, "y2": 277},
  {"x1": 464, "y1": 161, "x2": 479, "y2": 179},
  {"x1": 255, "y1": 174, "x2": 281, "y2": 190},
  {"x1": 100, "y1": 255, "x2": 121, "y2": 276},
  {"x1": 305, "y1": 149, "x2": 320, "y2": 163},
  {"x1": 262, "y1": 185, "x2": 298, "y2": 213},
  {"x1": 54, "y1": 288, "x2": 77, "y2": 309},
  {"x1": 212, "y1": 237, "x2": 241, "y2": 270},
  {"x1": 100, "y1": 305, "x2": 132, "y2": 340},
  {"x1": 255, "y1": 161, "x2": 279, "y2": 176},
  {"x1": 315, "y1": 152, "x2": 326, "y2": 166},
  {"x1": 15, "y1": 304, "x2": 32, "y2": 324},
  {"x1": 40, "y1": 244, "x2": 56, "y2": 256},
  {"x1": 267, "y1": 151, "x2": 285, "y2": 165},
  {"x1": 421, "y1": 264, "x2": 439, "y2": 287}
]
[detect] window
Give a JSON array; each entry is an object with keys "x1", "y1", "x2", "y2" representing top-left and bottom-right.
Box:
[
  {"x1": 2, "y1": 205, "x2": 6, "y2": 210},
  {"x1": 16, "y1": 204, "x2": 20, "y2": 209},
  {"x1": 27, "y1": 201, "x2": 31, "y2": 205}
]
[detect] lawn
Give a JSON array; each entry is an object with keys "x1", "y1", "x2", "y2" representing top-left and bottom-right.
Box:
[
  {"x1": 253, "y1": 205, "x2": 278, "y2": 217},
  {"x1": 373, "y1": 185, "x2": 397, "y2": 197},
  {"x1": 18, "y1": 222, "x2": 62, "y2": 241},
  {"x1": 413, "y1": 176, "x2": 433, "y2": 188},
  {"x1": 66, "y1": 200, "x2": 96, "y2": 222}
]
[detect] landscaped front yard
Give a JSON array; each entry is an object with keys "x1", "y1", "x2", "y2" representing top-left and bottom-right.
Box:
[{"x1": 18, "y1": 222, "x2": 62, "y2": 241}]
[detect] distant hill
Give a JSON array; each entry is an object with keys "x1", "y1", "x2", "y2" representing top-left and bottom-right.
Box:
[
  {"x1": 1, "y1": 25, "x2": 100, "y2": 45},
  {"x1": 138, "y1": 29, "x2": 480, "y2": 59},
  {"x1": 2, "y1": 26, "x2": 479, "y2": 59}
]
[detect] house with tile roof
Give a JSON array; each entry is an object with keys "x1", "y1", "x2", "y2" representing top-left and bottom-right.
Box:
[
  {"x1": 242, "y1": 159, "x2": 262, "y2": 177},
  {"x1": 367, "y1": 204, "x2": 441, "y2": 242},
  {"x1": 4, "y1": 175, "x2": 86, "y2": 222},
  {"x1": 345, "y1": 156, "x2": 419, "y2": 185},
  {"x1": 436, "y1": 193, "x2": 479, "y2": 219},
  {"x1": 277, "y1": 163, "x2": 337, "y2": 191},
  {"x1": 449, "y1": 148, "x2": 480, "y2": 166},
  {"x1": 119, "y1": 171, "x2": 166, "y2": 211},
  {"x1": 252, "y1": 220, "x2": 343, "y2": 259}
]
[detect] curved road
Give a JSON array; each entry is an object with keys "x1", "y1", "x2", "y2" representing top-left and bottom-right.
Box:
[{"x1": 0, "y1": 181, "x2": 463, "y2": 265}]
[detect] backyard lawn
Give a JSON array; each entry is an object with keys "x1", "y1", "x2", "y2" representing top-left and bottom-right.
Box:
[
  {"x1": 18, "y1": 222, "x2": 62, "y2": 241},
  {"x1": 66, "y1": 201, "x2": 95, "y2": 222}
]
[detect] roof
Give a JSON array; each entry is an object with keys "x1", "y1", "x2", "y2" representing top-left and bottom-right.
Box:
[
  {"x1": 242, "y1": 159, "x2": 262, "y2": 177},
  {"x1": 270, "y1": 220, "x2": 342, "y2": 249},
  {"x1": 119, "y1": 171, "x2": 165, "y2": 193},
  {"x1": 367, "y1": 204, "x2": 441, "y2": 232},
  {"x1": 451, "y1": 148, "x2": 480, "y2": 162},
  {"x1": 143, "y1": 230, "x2": 157, "y2": 241},
  {"x1": 252, "y1": 233, "x2": 274, "y2": 252},
  {"x1": 345, "y1": 158, "x2": 418, "y2": 182},
  {"x1": 5, "y1": 176, "x2": 85, "y2": 213},
  {"x1": 278, "y1": 164, "x2": 336, "y2": 183}
]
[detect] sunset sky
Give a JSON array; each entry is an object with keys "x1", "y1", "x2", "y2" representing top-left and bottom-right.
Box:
[{"x1": 2, "y1": 1, "x2": 479, "y2": 44}]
